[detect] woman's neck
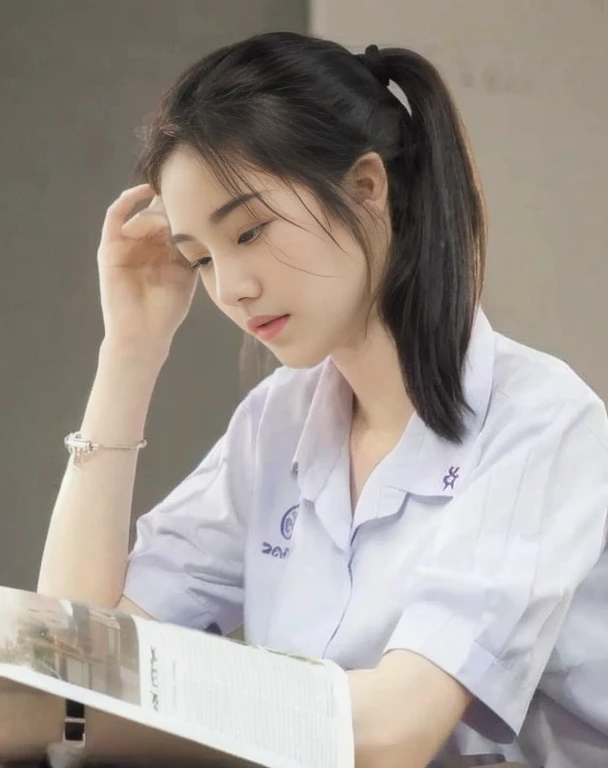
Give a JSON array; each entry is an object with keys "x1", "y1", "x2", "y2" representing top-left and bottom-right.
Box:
[{"x1": 331, "y1": 318, "x2": 414, "y2": 436}]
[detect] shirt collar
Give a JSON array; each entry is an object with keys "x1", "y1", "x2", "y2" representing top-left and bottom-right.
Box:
[
  {"x1": 291, "y1": 357, "x2": 353, "y2": 501},
  {"x1": 292, "y1": 308, "x2": 495, "y2": 501}
]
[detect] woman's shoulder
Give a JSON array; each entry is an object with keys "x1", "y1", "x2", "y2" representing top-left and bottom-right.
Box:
[{"x1": 487, "y1": 329, "x2": 606, "y2": 444}]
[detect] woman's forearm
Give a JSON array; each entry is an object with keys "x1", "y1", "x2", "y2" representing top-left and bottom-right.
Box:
[
  {"x1": 1, "y1": 690, "x2": 219, "y2": 765},
  {"x1": 37, "y1": 341, "x2": 166, "y2": 607}
]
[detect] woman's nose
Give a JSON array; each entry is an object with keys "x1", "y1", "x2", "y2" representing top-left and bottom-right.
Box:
[{"x1": 213, "y1": 258, "x2": 262, "y2": 306}]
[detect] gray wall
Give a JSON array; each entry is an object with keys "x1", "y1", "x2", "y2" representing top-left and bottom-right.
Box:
[
  {"x1": 312, "y1": 0, "x2": 607, "y2": 401},
  {"x1": 0, "y1": 1, "x2": 307, "y2": 588}
]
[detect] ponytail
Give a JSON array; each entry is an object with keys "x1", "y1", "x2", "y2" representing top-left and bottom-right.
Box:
[{"x1": 375, "y1": 47, "x2": 486, "y2": 441}]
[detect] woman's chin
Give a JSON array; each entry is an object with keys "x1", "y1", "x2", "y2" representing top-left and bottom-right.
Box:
[{"x1": 271, "y1": 346, "x2": 330, "y2": 370}]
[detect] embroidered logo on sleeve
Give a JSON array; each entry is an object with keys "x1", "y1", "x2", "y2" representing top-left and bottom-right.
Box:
[
  {"x1": 442, "y1": 466, "x2": 460, "y2": 491},
  {"x1": 261, "y1": 504, "x2": 300, "y2": 559}
]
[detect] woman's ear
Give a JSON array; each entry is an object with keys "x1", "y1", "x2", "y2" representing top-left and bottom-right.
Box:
[{"x1": 346, "y1": 151, "x2": 390, "y2": 215}]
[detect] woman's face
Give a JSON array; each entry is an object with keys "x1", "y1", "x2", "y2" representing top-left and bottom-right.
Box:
[{"x1": 160, "y1": 147, "x2": 389, "y2": 369}]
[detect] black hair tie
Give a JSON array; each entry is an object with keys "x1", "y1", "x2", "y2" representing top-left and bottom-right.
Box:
[{"x1": 358, "y1": 44, "x2": 390, "y2": 87}]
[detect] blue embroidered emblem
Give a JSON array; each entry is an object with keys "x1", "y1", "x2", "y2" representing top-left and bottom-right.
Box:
[
  {"x1": 280, "y1": 504, "x2": 299, "y2": 540},
  {"x1": 261, "y1": 504, "x2": 300, "y2": 559}
]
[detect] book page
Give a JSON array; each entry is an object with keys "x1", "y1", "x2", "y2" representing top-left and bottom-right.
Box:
[
  {"x1": 0, "y1": 587, "x2": 353, "y2": 768},
  {"x1": 0, "y1": 587, "x2": 141, "y2": 704},
  {"x1": 134, "y1": 616, "x2": 353, "y2": 768}
]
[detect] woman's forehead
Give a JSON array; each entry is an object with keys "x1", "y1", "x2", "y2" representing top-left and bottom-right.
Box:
[
  {"x1": 160, "y1": 147, "x2": 273, "y2": 198},
  {"x1": 160, "y1": 149, "x2": 319, "y2": 224}
]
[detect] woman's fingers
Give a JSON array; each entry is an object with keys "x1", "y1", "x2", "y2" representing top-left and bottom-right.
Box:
[
  {"x1": 100, "y1": 183, "x2": 157, "y2": 242},
  {"x1": 122, "y1": 195, "x2": 171, "y2": 242}
]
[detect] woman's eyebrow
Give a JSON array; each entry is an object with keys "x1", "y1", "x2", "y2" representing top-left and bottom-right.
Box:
[{"x1": 169, "y1": 191, "x2": 264, "y2": 246}]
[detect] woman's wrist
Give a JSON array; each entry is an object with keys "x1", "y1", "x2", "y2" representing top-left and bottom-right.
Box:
[
  {"x1": 75, "y1": 339, "x2": 167, "y2": 446},
  {"x1": 99, "y1": 336, "x2": 171, "y2": 371}
]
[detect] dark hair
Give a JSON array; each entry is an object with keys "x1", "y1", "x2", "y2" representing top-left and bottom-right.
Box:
[{"x1": 134, "y1": 31, "x2": 486, "y2": 442}]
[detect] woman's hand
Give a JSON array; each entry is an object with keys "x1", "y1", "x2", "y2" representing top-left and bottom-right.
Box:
[{"x1": 97, "y1": 184, "x2": 198, "y2": 357}]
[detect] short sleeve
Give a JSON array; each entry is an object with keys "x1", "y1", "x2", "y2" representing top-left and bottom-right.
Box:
[
  {"x1": 123, "y1": 397, "x2": 257, "y2": 635},
  {"x1": 383, "y1": 397, "x2": 608, "y2": 741}
]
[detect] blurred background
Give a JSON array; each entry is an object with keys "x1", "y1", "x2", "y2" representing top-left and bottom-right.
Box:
[{"x1": 0, "y1": 0, "x2": 606, "y2": 588}]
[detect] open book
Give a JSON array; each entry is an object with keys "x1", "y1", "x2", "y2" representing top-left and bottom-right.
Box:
[
  {"x1": 0, "y1": 587, "x2": 535, "y2": 768},
  {"x1": 0, "y1": 586, "x2": 354, "y2": 767}
]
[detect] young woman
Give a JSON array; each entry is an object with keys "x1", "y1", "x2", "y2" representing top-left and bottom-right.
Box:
[{"x1": 3, "y1": 30, "x2": 607, "y2": 768}]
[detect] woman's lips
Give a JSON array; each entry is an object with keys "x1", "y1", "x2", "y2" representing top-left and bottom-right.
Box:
[{"x1": 253, "y1": 315, "x2": 290, "y2": 341}]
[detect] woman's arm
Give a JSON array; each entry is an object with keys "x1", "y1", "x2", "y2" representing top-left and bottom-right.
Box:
[
  {"x1": 38, "y1": 184, "x2": 197, "y2": 609},
  {"x1": 349, "y1": 650, "x2": 472, "y2": 768},
  {"x1": 1, "y1": 652, "x2": 469, "y2": 767},
  {"x1": 37, "y1": 342, "x2": 165, "y2": 607},
  {"x1": 0, "y1": 682, "x2": 223, "y2": 765}
]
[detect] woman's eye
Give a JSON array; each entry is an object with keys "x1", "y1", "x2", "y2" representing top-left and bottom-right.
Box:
[
  {"x1": 237, "y1": 222, "x2": 268, "y2": 245},
  {"x1": 190, "y1": 222, "x2": 269, "y2": 270},
  {"x1": 190, "y1": 256, "x2": 212, "y2": 270}
]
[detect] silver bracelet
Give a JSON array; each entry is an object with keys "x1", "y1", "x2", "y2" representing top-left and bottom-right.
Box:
[{"x1": 64, "y1": 431, "x2": 147, "y2": 466}]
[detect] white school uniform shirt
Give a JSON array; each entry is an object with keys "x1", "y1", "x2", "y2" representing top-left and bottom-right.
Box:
[{"x1": 124, "y1": 309, "x2": 608, "y2": 768}]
